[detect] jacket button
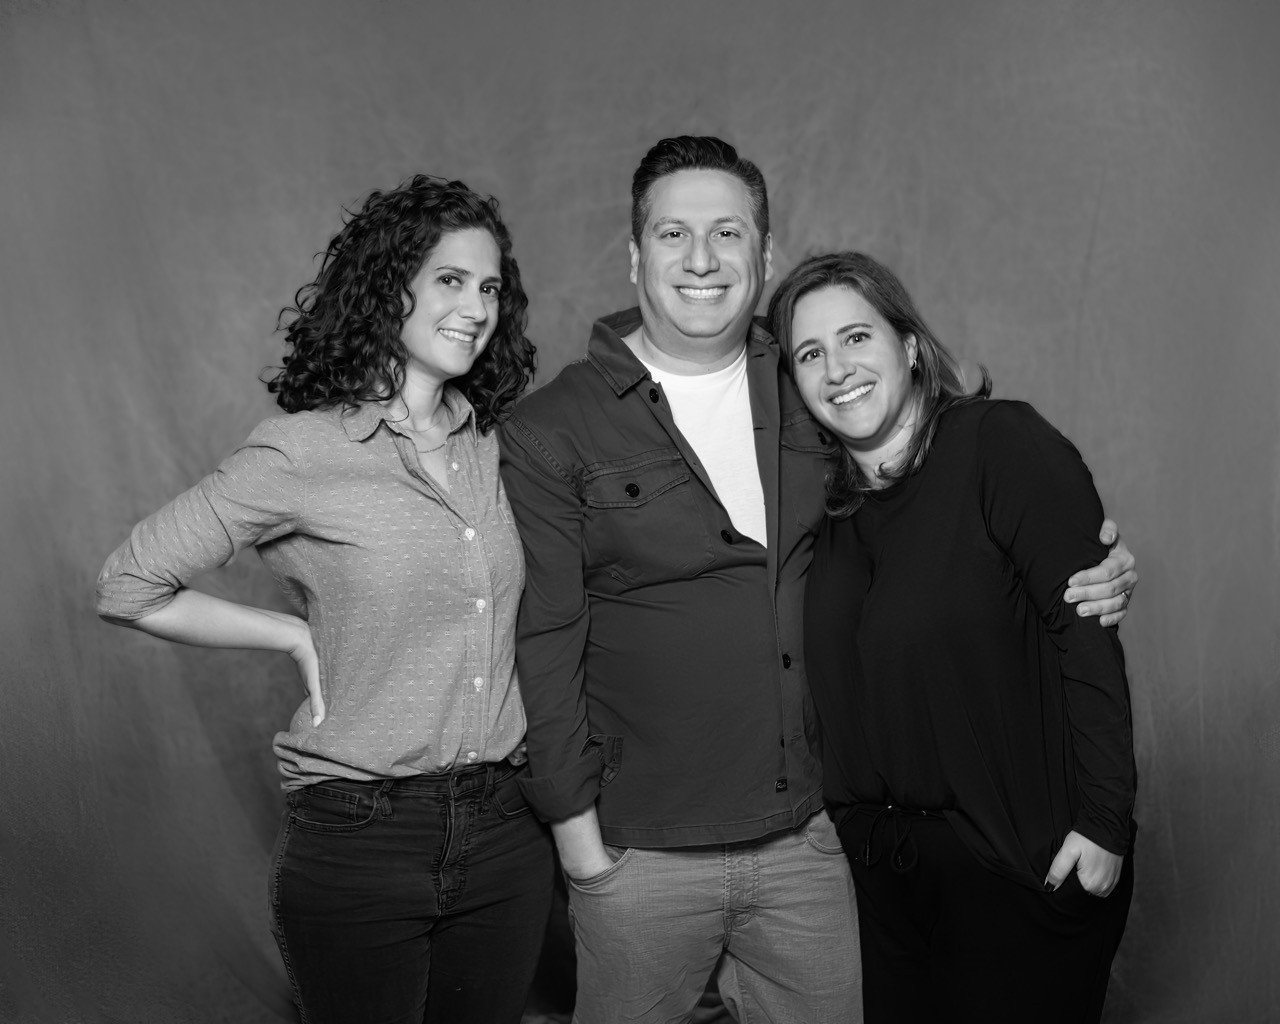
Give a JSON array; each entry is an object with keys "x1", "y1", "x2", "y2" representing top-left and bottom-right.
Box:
[
  {"x1": 649, "y1": 387, "x2": 660, "y2": 403},
  {"x1": 625, "y1": 483, "x2": 640, "y2": 497},
  {"x1": 782, "y1": 653, "x2": 792, "y2": 668},
  {"x1": 775, "y1": 777, "x2": 788, "y2": 792},
  {"x1": 721, "y1": 530, "x2": 734, "y2": 543}
]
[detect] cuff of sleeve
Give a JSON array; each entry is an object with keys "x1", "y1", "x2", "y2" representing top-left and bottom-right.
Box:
[
  {"x1": 518, "y1": 734, "x2": 623, "y2": 822},
  {"x1": 1072, "y1": 813, "x2": 1136, "y2": 858}
]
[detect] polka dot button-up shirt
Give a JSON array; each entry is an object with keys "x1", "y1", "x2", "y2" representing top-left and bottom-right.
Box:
[{"x1": 97, "y1": 391, "x2": 526, "y2": 788}]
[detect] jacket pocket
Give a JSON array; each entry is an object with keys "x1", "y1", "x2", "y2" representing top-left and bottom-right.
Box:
[{"x1": 581, "y1": 450, "x2": 713, "y2": 586}]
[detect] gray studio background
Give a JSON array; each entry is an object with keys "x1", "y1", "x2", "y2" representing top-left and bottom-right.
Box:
[{"x1": 2, "y1": 1, "x2": 1277, "y2": 1021}]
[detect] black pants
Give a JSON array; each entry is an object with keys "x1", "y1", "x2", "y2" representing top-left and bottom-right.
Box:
[
  {"x1": 269, "y1": 762, "x2": 555, "y2": 1024},
  {"x1": 838, "y1": 806, "x2": 1133, "y2": 1024}
]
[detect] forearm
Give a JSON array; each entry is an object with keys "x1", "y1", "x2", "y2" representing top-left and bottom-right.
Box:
[
  {"x1": 103, "y1": 587, "x2": 306, "y2": 655},
  {"x1": 550, "y1": 803, "x2": 612, "y2": 878}
]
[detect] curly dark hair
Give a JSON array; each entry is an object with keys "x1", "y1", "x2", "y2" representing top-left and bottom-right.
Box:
[
  {"x1": 767, "y1": 251, "x2": 991, "y2": 519},
  {"x1": 266, "y1": 175, "x2": 535, "y2": 433}
]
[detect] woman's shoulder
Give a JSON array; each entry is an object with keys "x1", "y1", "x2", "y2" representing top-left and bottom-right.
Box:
[
  {"x1": 236, "y1": 406, "x2": 357, "y2": 461},
  {"x1": 940, "y1": 399, "x2": 1084, "y2": 480},
  {"x1": 939, "y1": 398, "x2": 1052, "y2": 442}
]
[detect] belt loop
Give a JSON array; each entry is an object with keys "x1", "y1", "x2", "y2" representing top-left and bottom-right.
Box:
[
  {"x1": 376, "y1": 779, "x2": 395, "y2": 818},
  {"x1": 481, "y1": 762, "x2": 497, "y2": 814}
]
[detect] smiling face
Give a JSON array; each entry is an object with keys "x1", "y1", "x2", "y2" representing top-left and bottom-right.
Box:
[
  {"x1": 629, "y1": 169, "x2": 772, "y2": 364},
  {"x1": 400, "y1": 227, "x2": 502, "y2": 388},
  {"x1": 790, "y1": 285, "x2": 920, "y2": 478}
]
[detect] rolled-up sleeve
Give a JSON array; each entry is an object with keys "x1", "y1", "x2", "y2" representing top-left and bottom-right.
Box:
[
  {"x1": 96, "y1": 419, "x2": 304, "y2": 621},
  {"x1": 499, "y1": 415, "x2": 620, "y2": 821},
  {"x1": 977, "y1": 402, "x2": 1136, "y2": 856}
]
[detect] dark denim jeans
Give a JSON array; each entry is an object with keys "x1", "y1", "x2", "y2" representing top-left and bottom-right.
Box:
[{"x1": 269, "y1": 762, "x2": 555, "y2": 1024}]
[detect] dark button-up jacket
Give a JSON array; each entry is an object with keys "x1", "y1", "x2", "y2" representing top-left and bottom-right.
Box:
[{"x1": 499, "y1": 309, "x2": 836, "y2": 847}]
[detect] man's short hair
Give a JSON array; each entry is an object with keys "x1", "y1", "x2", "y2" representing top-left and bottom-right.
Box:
[{"x1": 630, "y1": 136, "x2": 770, "y2": 244}]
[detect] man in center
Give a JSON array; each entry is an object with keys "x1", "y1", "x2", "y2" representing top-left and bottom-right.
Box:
[{"x1": 499, "y1": 136, "x2": 1134, "y2": 1023}]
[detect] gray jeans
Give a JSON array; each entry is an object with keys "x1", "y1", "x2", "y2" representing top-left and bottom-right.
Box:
[{"x1": 564, "y1": 810, "x2": 862, "y2": 1024}]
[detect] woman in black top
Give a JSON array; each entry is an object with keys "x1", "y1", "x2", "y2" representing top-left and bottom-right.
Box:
[{"x1": 767, "y1": 252, "x2": 1135, "y2": 1023}]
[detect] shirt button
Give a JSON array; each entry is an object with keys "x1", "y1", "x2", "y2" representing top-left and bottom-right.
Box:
[
  {"x1": 782, "y1": 653, "x2": 792, "y2": 668},
  {"x1": 475, "y1": 598, "x2": 486, "y2": 611},
  {"x1": 626, "y1": 483, "x2": 640, "y2": 498},
  {"x1": 721, "y1": 530, "x2": 734, "y2": 543},
  {"x1": 467, "y1": 751, "x2": 478, "y2": 762},
  {"x1": 464, "y1": 528, "x2": 476, "y2": 540},
  {"x1": 451, "y1": 462, "x2": 460, "y2": 471},
  {"x1": 648, "y1": 387, "x2": 660, "y2": 403},
  {"x1": 775, "y1": 777, "x2": 788, "y2": 792},
  {"x1": 473, "y1": 676, "x2": 484, "y2": 691}
]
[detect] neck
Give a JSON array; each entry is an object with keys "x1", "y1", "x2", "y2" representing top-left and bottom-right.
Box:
[
  {"x1": 623, "y1": 325, "x2": 747, "y2": 376},
  {"x1": 394, "y1": 370, "x2": 448, "y2": 431},
  {"x1": 848, "y1": 395, "x2": 924, "y2": 487}
]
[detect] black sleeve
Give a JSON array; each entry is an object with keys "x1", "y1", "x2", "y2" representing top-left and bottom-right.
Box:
[{"x1": 976, "y1": 402, "x2": 1136, "y2": 855}]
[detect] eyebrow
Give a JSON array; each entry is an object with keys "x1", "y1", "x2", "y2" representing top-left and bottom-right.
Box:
[
  {"x1": 431, "y1": 263, "x2": 501, "y2": 284},
  {"x1": 792, "y1": 322, "x2": 873, "y2": 352},
  {"x1": 650, "y1": 215, "x2": 750, "y2": 231}
]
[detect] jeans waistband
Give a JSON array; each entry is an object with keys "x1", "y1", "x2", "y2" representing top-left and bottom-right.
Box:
[{"x1": 311, "y1": 758, "x2": 522, "y2": 799}]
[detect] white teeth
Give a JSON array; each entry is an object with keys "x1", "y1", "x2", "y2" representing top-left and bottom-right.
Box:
[
  {"x1": 440, "y1": 329, "x2": 476, "y2": 343},
  {"x1": 831, "y1": 383, "x2": 873, "y2": 405},
  {"x1": 678, "y1": 287, "x2": 726, "y2": 299}
]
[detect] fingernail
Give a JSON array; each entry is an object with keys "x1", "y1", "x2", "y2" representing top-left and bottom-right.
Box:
[
  {"x1": 1044, "y1": 882, "x2": 1055, "y2": 892},
  {"x1": 312, "y1": 715, "x2": 323, "y2": 727}
]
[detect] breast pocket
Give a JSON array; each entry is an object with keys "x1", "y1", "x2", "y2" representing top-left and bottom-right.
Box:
[{"x1": 581, "y1": 451, "x2": 713, "y2": 587}]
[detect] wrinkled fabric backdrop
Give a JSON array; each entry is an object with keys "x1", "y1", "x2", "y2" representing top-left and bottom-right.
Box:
[{"x1": 2, "y1": 1, "x2": 1277, "y2": 1021}]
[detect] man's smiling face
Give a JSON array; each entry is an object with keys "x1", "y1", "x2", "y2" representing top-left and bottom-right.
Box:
[{"x1": 629, "y1": 169, "x2": 773, "y2": 355}]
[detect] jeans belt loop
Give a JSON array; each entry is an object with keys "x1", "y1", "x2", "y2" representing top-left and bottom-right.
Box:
[{"x1": 375, "y1": 779, "x2": 395, "y2": 818}]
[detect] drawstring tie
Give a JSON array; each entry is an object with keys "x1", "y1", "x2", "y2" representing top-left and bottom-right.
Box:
[{"x1": 860, "y1": 804, "x2": 934, "y2": 873}]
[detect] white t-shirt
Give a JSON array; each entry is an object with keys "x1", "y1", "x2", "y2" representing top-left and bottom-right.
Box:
[{"x1": 639, "y1": 348, "x2": 767, "y2": 545}]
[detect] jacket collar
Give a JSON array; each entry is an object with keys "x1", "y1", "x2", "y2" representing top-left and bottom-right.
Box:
[{"x1": 586, "y1": 307, "x2": 779, "y2": 394}]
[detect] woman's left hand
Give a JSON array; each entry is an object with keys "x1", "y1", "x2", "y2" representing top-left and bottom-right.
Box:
[
  {"x1": 1064, "y1": 518, "x2": 1137, "y2": 626},
  {"x1": 1044, "y1": 830, "x2": 1124, "y2": 897}
]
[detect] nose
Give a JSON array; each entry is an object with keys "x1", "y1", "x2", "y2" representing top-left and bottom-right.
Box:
[
  {"x1": 825, "y1": 350, "x2": 855, "y2": 385},
  {"x1": 458, "y1": 285, "x2": 486, "y2": 322},
  {"x1": 683, "y1": 234, "x2": 720, "y2": 275}
]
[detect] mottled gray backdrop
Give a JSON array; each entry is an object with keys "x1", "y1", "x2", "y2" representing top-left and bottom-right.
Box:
[{"x1": 2, "y1": 1, "x2": 1277, "y2": 1021}]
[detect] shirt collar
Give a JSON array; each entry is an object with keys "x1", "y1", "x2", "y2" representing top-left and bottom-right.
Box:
[
  {"x1": 339, "y1": 386, "x2": 477, "y2": 442},
  {"x1": 586, "y1": 308, "x2": 778, "y2": 396}
]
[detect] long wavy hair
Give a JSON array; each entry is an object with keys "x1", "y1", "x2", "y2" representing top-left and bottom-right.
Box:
[
  {"x1": 266, "y1": 175, "x2": 535, "y2": 433},
  {"x1": 767, "y1": 251, "x2": 991, "y2": 518}
]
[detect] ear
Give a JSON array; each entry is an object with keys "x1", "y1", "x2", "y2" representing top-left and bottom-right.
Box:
[
  {"x1": 904, "y1": 333, "x2": 919, "y2": 369},
  {"x1": 629, "y1": 237, "x2": 640, "y2": 285},
  {"x1": 762, "y1": 233, "x2": 774, "y2": 282}
]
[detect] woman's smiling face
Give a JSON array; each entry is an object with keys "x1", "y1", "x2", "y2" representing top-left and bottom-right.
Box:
[{"x1": 789, "y1": 284, "x2": 920, "y2": 476}]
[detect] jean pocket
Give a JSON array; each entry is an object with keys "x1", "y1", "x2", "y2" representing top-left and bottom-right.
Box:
[
  {"x1": 563, "y1": 845, "x2": 634, "y2": 892},
  {"x1": 803, "y1": 810, "x2": 844, "y2": 855},
  {"x1": 288, "y1": 782, "x2": 381, "y2": 834},
  {"x1": 491, "y1": 770, "x2": 533, "y2": 820}
]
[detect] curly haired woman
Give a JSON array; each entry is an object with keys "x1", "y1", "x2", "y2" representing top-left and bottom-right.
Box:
[{"x1": 96, "y1": 176, "x2": 550, "y2": 1024}]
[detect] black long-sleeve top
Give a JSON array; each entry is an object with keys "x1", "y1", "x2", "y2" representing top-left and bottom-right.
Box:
[{"x1": 804, "y1": 400, "x2": 1136, "y2": 890}]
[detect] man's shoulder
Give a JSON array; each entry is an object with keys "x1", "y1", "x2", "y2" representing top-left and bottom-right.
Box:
[{"x1": 508, "y1": 356, "x2": 610, "y2": 424}]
